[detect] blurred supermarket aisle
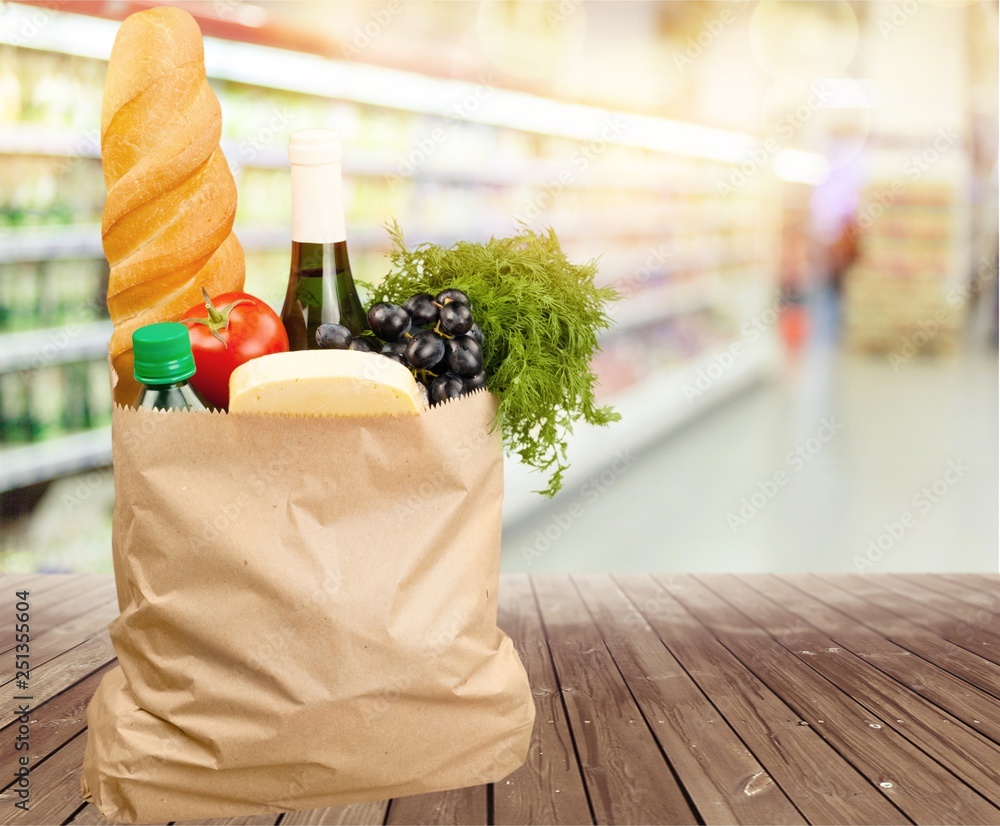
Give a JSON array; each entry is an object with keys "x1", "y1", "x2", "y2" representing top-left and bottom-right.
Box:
[
  {"x1": 0, "y1": 1, "x2": 997, "y2": 574},
  {"x1": 501, "y1": 337, "x2": 999, "y2": 574}
]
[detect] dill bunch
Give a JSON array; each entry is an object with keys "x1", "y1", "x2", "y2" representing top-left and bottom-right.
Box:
[{"x1": 371, "y1": 221, "x2": 620, "y2": 497}]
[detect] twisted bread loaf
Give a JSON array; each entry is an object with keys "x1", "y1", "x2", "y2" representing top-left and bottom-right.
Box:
[{"x1": 101, "y1": 6, "x2": 244, "y2": 404}]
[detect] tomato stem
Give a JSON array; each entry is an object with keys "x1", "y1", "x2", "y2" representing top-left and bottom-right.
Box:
[{"x1": 184, "y1": 288, "x2": 254, "y2": 347}]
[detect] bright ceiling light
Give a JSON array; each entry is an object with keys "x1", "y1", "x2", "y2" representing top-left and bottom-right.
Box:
[
  {"x1": 774, "y1": 149, "x2": 830, "y2": 185},
  {"x1": 0, "y1": 2, "x2": 824, "y2": 171},
  {"x1": 817, "y1": 78, "x2": 879, "y2": 109}
]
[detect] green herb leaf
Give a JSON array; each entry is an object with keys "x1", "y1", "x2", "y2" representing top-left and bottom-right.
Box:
[{"x1": 371, "y1": 220, "x2": 620, "y2": 497}]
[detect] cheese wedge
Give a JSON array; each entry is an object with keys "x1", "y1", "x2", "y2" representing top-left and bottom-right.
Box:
[{"x1": 228, "y1": 349, "x2": 424, "y2": 416}]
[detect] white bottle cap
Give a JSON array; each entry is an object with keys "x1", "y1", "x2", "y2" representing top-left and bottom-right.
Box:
[{"x1": 289, "y1": 129, "x2": 342, "y2": 166}]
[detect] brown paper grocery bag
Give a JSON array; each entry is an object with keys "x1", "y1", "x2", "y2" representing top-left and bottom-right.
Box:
[{"x1": 80, "y1": 390, "x2": 535, "y2": 824}]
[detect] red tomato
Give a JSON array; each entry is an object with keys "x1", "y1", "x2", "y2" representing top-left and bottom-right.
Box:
[{"x1": 181, "y1": 289, "x2": 288, "y2": 410}]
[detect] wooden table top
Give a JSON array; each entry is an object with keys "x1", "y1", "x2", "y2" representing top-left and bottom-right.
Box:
[{"x1": 0, "y1": 572, "x2": 998, "y2": 826}]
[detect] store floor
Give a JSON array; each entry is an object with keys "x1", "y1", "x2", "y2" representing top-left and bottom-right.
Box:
[{"x1": 500, "y1": 342, "x2": 999, "y2": 575}]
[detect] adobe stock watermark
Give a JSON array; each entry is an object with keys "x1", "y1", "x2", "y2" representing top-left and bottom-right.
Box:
[
  {"x1": 672, "y1": 0, "x2": 750, "y2": 71},
  {"x1": 520, "y1": 451, "x2": 633, "y2": 566},
  {"x1": 0, "y1": 1, "x2": 62, "y2": 46},
  {"x1": 727, "y1": 417, "x2": 844, "y2": 533},
  {"x1": 682, "y1": 290, "x2": 789, "y2": 402},
  {"x1": 342, "y1": 0, "x2": 403, "y2": 58},
  {"x1": 50, "y1": 129, "x2": 100, "y2": 179},
  {"x1": 944, "y1": 592, "x2": 1000, "y2": 656},
  {"x1": 617, "y1": 246, "x2": 671, "y2": 300},
  {"x1": 887, "y1": 255, "x2": 995, "y2": 370},
  {"x1": 857, "y1": 127, "x2": 959, "y2": 230},
  {"x1": 61, "y1": 466, "x2": 113, "y2": 513},
  {"x1": 854, "y1": 459, "x2": 969, "y2": 572},
  {"x1": 190, "y1": 452, "x2": 297, "y2": 554},
  {"x1": 390, "y1": 77, "x2": 496, "y2": 183},
  {"x1": 389, "y1": 427, "x2": 494, "y2": 526},
  {"x1": 879, "y1": 0, "x2": 926, "y2": 40},
  {"x1": 359, "y1": 606, "x2": 469, "y2": 725},
  {"x1": 232, "y1": 106, "x2": 296, "y2": 175},
  {"x1": 546, "y1": 0, "x2": 582, "y2": 25},
  {"x1": 512, "y1": 116, "x2": 627, "y2": 226},
  {"x1": 246, "y1": 558, "x2": 344, "y2": 674},
  {"x1": 618, "y1": 574, "x2": 682, "y2": 634},
  {"x1": 717, "y1": 82, "x2": 833, "y2": 196}
]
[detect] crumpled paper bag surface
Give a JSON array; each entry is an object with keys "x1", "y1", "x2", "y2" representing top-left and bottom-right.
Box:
[{"x1": 80, "y1": 390, "x2": 535, "y2": 823}]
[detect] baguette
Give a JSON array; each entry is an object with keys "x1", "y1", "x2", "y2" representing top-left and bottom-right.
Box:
[{"x1": 101, "y1": 6, "x2": 244, "y2": 404}]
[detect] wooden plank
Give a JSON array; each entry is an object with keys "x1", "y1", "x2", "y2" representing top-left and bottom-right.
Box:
[
  {"x1": 570, "y1": 574, "x2": 805, "y2": 825},
  {"x1": 0, "y1": 730, "x2": 89, "y2": 825},
  {"x1": 0, "y1": 725, "x2": 275, "y2": 825},
  {"x1": 0, "y1": 575, "x2": 110, "y2": 608},
  {"x1": 700, "y1": 574, "x2": 1000, "y2": 803},
  {"x1": 663, "y1": 574, "x2": 1000, "y2": 825},
  {"x1": 940, "y1": 573, "x2": 1000, "y2": 598},
  {"x1": 0, "y1": 576, "x2": 99, "y2": 648},
  {"x1": 0, "y1": 662, "x2": 116, "y2": 778},
  {"x1": 849, "y1": 575, "x2": 1000, "y2": 665},
  {"x1": 180, "y1": 814, "x2": 281, "y2": 824},
  {"x1": 0, "y1": 574, "x2": 80, "y2": 599},
  {"x1": 0, "y1": 579, "x2": 117, "y2": 655},
  {"x1": 1, "y1": 631, "x2": 116, "y2": 728},
  {"x1": 797, "y1": 575, "x2": 1000, "y2": 700},
  {"x1": 899, "y1": 574, "x2": 1000, "y2": 614},
  {"x1": 0, "y1": 587, "x2": 118, "y2": 684},
  {"x1": 383, "y1": 786, "x2": 488, "y2": 825},
  {"x1": 281, "y1": 800, "x2": 388, "y2": 825},
  {"x1": 63, "y1": 801, "x2": 138, "y2": 824},
  {"x1": 761, "y1": 574, "x2": 1000, "y2": 746},
  {"x1": 0, "y1": 574, "x2": 49, "y2": 602},
  {"x1": 533, "y1": 574, "x2": 704, "y2": 825},
  {"x1": 615, "y1": 574, "x2": 907, "y2": 826},
  {"x1": 492, "y1": 574, "x2": 592, "y2": 826}
]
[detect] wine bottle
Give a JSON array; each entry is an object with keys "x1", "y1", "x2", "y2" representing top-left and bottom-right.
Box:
[{"x1": 280, "y1": 129, "x2": 367, "y2": 351}]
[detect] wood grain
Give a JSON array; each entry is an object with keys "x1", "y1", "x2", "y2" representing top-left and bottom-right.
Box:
[
  {"x1": 280, "y1": 800, "x2": 388, "y2": 825},
  {"x1": 383, "y1": 785, "x2": 487, "y2": 826},
  {"x1": 940, "y1": 573, "x2": 1000, "y2": 598},
  {"x1": 533, "y1": 574, "x2": 700, "y2": 825},
  {"x1": 845, "y1": 574, "x2": 1000, "y2": 665},
  {"x1": 0, "y1": 662, "x2": 117, "y2": 789},
  {"x1": 5, "y1": 573, "x2": 1000, "y2": 825},
  {"x1": 618, "y1": 574, "x2": 907, "y2": 826},
  {"x1": 0, "y1": 575, "x2": 102, "y2": 652},
  {"x1": 0, "y1": 631, "x2": 116, "y2": 728},
  {"x1": 799, "y1": 574, "x2": 1000, "y2": 700},
  {"x1": 493, "y1": 574, "x2": 592, "y2": 825},
  {"x1": 0, "y1": 730, "x2": 89, "y2": 825},
  {"x1": 700, "y1": 575, "x2": 1000, "y2": 804},
  {"x1": 674, "y1": 574, "x2": 1000, "y2": 825},
  {"x1": 0, "y1": 585, "x2": 118, "y2": 684},
  {"x1": 762, "y1": 574, "x2": 1000, "y2": 745},
  {"x1": 571, "y1": 574, "x2": 804, "y2": 825}
]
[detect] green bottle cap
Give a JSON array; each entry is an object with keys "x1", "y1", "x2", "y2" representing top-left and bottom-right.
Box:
[{"x1": 132, "y1": 322, "x2": 196, "y2": 385}]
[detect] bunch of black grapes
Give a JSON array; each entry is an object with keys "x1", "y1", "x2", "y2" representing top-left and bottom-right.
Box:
[{"x1": 315, "y1": 289, "x2": 486, "y2": 405}]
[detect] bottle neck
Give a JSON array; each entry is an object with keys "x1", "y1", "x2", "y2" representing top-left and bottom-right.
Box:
[
  {"x1": 141, "y1": 380, "x2": 188, "y2": 389},
  {"x1": 291, "y1": 161, "x2": 347, "y2": 244},
  {"x1": 135, "y1": 380, "x2": 207, "y2": 412}
]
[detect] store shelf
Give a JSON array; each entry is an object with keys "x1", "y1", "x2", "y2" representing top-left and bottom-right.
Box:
[
  {"x1": 501, "y1": 339, "x2": 779, "y2": 526},
  {"x1": 0, "y1": 224, "x2": 103, "y2": 263},
  {"x1": 0, "y1": 426, "x2": 112, "y2": 494},
  {"x1": 2, "y1": 126, "x2": 729, "y2": 194},
  {"x1": 604, "y1": 281, "x2": 720, "y2": 338},
  {"x1": 0, "y1": 320, "x2": 112, "y2": 373},
  {"x1": 0, "y1": 125, "x2": 102, "y2": 159},
  {"x1": 0, "y1": 223, "x2": 391, "y2": 263}
]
